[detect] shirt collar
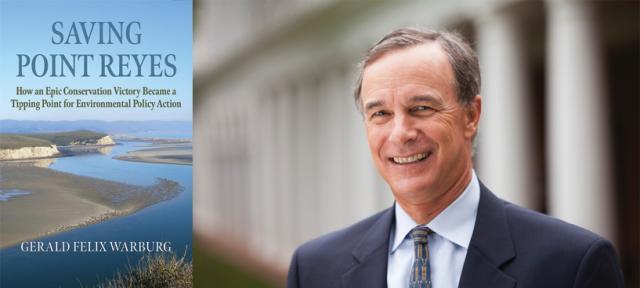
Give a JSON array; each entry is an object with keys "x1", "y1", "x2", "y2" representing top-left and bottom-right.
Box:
[{"x1": 390, "y1": 170, "x2": 480, "y2": 253}]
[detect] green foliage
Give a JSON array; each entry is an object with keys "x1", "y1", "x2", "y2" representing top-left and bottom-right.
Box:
[
  {"x1": 0, "y1": 135, "x2": 53, "y2": 149},
  {"x1": 193, "y1": 241, "x2": 276, "y2": 288},
  {"x1": 96, "y1": 253, "x2": 192, "y2": 288},
  {"x1": 27, "y1": 130, "x2": 107, "y2": 146},
  {"x1": 0, "y1": 130, "x2": 107, "y2": 148}
]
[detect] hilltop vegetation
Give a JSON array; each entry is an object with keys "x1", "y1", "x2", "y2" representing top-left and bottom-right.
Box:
[
  {"x1": 0, "y1": 130, "x2": 107, "y2": 149},
  {"x1": 26, "y1": 130, "x2": 107, "y2": 146},
  {"x1": 0, "y1": 135, "x2": 54, "y2": 149},
  {"x1": 97, "y1": 253, "x2": 192, "y2": 288},
  {"x1": 0, "y1": 119, "x2": 191, "y2": 135}
]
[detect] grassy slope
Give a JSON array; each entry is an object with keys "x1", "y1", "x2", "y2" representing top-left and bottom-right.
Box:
[
  {"x1": 26, "y1": 130, "x2": 107, "y2": 146},
  {"x1": 97, "y1": 253, "x2": 192, "y2": 288},
  {"x1": 0, "y1": 130, "x2": 107, "y2": 149},
  {"x1": 0, "y1": 135, "x2": 53, "y2": 149}
]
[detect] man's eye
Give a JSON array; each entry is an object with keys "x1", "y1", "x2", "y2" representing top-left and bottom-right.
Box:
[
  {"x1": 412, "y1": 106, "x2": 432, "y2": 112},
  {"x1": 372, "y1": 111, "x2": 387, "y2": 117}
]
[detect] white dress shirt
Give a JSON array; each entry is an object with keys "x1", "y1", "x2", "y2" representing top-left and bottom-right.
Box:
[{"x1": 387, "y1": 171, "x2": 480, "y2": 288}]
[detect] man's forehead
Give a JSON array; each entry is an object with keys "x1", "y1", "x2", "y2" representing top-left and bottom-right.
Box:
[
  {"x1": 362, "y1": 44, "x2": 452, "y2": 87},
  {"x1": 365, "y1": 42, "x2": 449, "y2": 73},
  {"x1": 360, "y1": 43, "x2": 454, "y2": 104}
]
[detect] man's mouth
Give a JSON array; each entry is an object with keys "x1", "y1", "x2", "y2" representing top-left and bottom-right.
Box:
[{"x1": 391, "y1": 152, "x2": 430, "y2": 164}]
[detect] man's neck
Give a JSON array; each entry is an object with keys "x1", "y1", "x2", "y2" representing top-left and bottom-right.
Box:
[{"x1": 397, "y1": 168, "x2": 474, "y2": 225}]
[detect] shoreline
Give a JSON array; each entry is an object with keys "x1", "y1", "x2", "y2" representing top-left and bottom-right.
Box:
[
  {"x1": 114, "y1": 156, "x2": 192, "y2": 166},
  {"x1": 113, "y1": 143, "x2": 192, "y2": 165},
  {"x1": 0, "y1": 143, "x2": 117, "y2": 162},
  {"x1": 0, "y1": 163, "x2": 182, "y2": 249}
]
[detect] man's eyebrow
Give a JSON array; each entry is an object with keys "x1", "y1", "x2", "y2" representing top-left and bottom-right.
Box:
[{"x1": 364, "y1": 100, "x2": 384, "y2": 112}]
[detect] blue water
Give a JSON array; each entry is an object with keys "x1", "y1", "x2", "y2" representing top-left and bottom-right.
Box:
[
  {"x1": 0, "y1": 141, "x2": 192, "y2": 288},
  {"x1": 0, "y1": 189, "x2": 32, "y2": 202},
  {"x1": 120, "y1": 130, "x2": 192, "y2": 139}
]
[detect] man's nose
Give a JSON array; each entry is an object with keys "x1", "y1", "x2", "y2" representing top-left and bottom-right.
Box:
[{"x1": 388, "y1": 114, "x2": 418, "y2": 144}]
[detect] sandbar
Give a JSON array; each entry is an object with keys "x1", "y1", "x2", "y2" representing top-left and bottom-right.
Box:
[
  {"x1": 0, "y1": 162, "x2": 182, "y2": 249},
  {"x1": 114, "y1": 143, "x2": 192, "y2": 165}
]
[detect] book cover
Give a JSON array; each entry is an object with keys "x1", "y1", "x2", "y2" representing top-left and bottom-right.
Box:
[{"x1": 0, "y1": 0, "x2": 193, "y2": 287}]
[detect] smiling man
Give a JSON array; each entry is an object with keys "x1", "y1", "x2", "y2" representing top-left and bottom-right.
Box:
[{"x1": 287, "y1": 28, "x2": 624, "y2": 288}]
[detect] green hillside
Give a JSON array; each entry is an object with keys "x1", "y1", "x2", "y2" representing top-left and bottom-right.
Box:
[
  {"x1": 0, "y1": 135, "x2": 53, "y2": 149},
  {"x1": 26, "y1": 130, "x2": 107, "y2": 146},
  {"x1": 0, "y1": 130, "x2": 107, "y2": 149}
]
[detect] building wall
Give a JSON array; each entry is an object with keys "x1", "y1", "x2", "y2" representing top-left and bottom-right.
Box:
[{"x1": 194, "y1": 0, "x2": 638, "y2": 285}]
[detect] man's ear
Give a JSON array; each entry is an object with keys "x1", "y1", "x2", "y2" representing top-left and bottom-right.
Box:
[{"x1": 464, "y1": 95, "x2": 482, "y2": 139}]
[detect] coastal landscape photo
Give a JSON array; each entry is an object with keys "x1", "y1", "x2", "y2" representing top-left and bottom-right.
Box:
[
  {"x1": 0, "y1": 0, "x2": 193, "y2": 286},
  {"x1": 0, "y1": 120, "x2": 193, "y2": 287}
]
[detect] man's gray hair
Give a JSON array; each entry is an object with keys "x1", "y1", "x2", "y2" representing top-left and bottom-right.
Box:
[{"x1": 353, "y1": 27, "x2": 481, "y2": 112}]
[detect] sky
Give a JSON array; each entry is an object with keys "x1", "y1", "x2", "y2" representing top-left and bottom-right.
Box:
[{"x1": 0, "y1": 0, "x2": 192, "y2": 121}]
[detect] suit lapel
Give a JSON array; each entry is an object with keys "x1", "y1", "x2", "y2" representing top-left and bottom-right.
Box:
[
  {"x1": 339, "y1": 184, "x2": 517, "y2": 288},
  {"x1": 459, "y1": 183, "x2": 516, "y2": 288},
  {"x1": 341, "y1": 206, "x2": 394, "y2": 288}
]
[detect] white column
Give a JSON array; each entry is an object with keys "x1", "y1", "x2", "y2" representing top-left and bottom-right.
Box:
[
  {"x1": 231, "y1": 103, "x2": 243, "y2": 232},
  {"x1": 325, "y1": 71, "x2": 350, "y2": 230},
  {"x1": 294, "y1": 79, "x2": 319, "y2": 243},
  {"x1": 258, "y1": 92, "x2": 279, "y2": 257},
  {"x1": 212, "y1": 109, "x2": 225, "y2": 226},
  {"x1": 247, "y1": 92, "x2": 265, "y2": 251},
  {"x1": 236, "y1": 99, "x2": 251, "y2": 233},
  {"x1": 546, "y1": 0, "x2": 614, "y2": 241},
  {"x1": 476, "y1": 8, "x2": 538, "y2": 209},
  {"x1": 218, "y1": 105, "x2": 231, "y2": 227},
  {"x1": 344, "y1": 68, "x2": 378, "y2": 222},
  {"x1": 194, "y1": 95, "x2": 218, "y2": 232},
  {"x1": 317, "y1": 73, "x2": 340, "y2": 232},
  {"x1": 275, "y1": 84, "x2": 296, "y2": 253}
]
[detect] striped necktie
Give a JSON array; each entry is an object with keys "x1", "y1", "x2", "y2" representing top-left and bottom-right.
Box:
[{"x1": 409, "y1": 226, "x2": 433, "y2": 288}]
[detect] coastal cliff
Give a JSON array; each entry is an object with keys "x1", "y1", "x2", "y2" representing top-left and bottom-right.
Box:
[
  {"x1": 0, "y1": 145, "x2": 60, "y2": 160},
  {"x1": 96, "y1": 135, "x2": 115, "y2": 145},
  {"x1": 69, "y1": 135, "x2": 115, "y2": 146},
  {"x1": 0, "y1": 131, "x2": 115, "y2": 160}
]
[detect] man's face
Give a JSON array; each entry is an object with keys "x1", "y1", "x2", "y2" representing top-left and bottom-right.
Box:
[{"x1": 360, "y1": 43, "x2": 481, "y2": 205}]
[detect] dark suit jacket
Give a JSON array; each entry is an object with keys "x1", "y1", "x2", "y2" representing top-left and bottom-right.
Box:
[{"x1": 287, "y1": 183, "x2": 625, "y2": 287}]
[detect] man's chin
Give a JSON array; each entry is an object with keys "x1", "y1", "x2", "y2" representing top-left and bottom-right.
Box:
[{"x1": 389, "y1": 181, "x2": 435, "y2": 200}]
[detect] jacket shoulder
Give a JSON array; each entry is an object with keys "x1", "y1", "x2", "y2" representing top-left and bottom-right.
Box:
[
  {"x1": 500, "y1": 200, "x2": 624, "y2": 286},
  {"x1": 503, "y1": 201, "x2": 603, "y2": 249},
  {"x1": 294, "y1": 208, "x2": 390, "y2": 262},
  {"x1": 288, "y1": 208, "x2": 391, "y2": 288}
]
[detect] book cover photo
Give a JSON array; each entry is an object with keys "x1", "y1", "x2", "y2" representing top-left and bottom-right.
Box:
[{"x1": 0, "y1": 0, "x2": 193, "y2": 287}]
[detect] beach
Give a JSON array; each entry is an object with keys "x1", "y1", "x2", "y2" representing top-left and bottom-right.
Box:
[
  {"x1": 0, "y1": 162, "x2": 182, "y2": 249},
  {"x1": 114, "y1": 143, "x2": 192, "y2": 165}
]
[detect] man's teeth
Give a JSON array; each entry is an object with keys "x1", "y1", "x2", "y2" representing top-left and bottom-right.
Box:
[{"x1": 393, "y1": 153, "x2": 427, "y2": 164}]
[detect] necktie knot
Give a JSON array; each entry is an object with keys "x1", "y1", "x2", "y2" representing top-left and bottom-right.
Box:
[{"x1": 410, "y1": 226, "x2": 432, "y2": 244}]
